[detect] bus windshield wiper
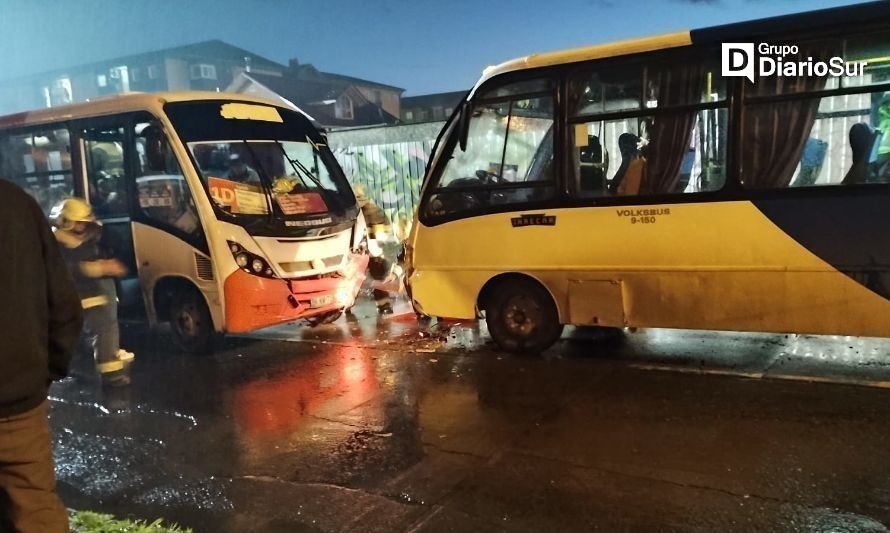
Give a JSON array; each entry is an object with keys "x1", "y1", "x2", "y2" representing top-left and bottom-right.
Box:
[
  {"x1": 274, "y1": 141, "x2": 344, "y2": 214},
  {"x1": 241, "y1": 140, "x2": 276, "y2": 222}
]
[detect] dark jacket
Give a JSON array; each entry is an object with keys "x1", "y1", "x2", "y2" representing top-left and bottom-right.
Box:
[
  {"x1": 56, "y1": 227, "x2": 115, "y2": 302},
  {"x1": 0, "y1": 180, "x2": 83, "y2": 417}
]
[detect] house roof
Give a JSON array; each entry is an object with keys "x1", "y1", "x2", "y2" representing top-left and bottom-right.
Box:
[
  {"x1": 315, "y1": 71, "x2": 404, "y2": 93},
  {"x1": 401, "y1": 90, "x2": 467, "y2": 109},
  {"x1": 236, "y1": 72, "x2": 399, "y2": 127}
]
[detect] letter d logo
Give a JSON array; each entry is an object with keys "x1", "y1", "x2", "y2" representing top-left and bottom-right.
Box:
[{"x1": 722, "y1": 43, "x2": 755, "y2": 83}]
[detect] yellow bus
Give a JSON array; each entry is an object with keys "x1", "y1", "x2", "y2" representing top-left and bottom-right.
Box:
[
  {"x1": 406, "y1": 1, "x2": 890, "y2": 353},
  {"x1": 0, "y1": 93, "x2": 369, "y2": 353}
]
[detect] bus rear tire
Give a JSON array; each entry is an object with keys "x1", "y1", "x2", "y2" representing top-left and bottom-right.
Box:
[
  {"x1": 484, "y1": 278, "x2": 563, "y2": 355},
  {"x1": 169, "y1": 289, "x2": 214, "y2": 355}
]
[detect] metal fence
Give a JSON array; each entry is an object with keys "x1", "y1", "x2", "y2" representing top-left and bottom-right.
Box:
[{"x1": 327, "y1": 121, "x2": 446, "y2": 227}]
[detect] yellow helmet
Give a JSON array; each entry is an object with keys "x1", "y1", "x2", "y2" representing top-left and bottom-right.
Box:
[{"x1": 50, "y1": 197, "x2": 96, "y2": 230}]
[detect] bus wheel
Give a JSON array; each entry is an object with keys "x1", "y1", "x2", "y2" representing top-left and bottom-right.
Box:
[
  {"x1": 485, "y1": 278, "x2": 563, "y2": 355},
  {"x1": 169, "y1": 290, "x2": 214, "y2": 355}
]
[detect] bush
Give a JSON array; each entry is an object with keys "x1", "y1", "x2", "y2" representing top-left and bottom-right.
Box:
[{"x1": 70, "y1": 510, "x2": 192, "y2": 533}]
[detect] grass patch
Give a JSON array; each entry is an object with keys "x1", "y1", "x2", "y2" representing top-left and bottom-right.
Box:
[{"x1": 70, "y1": 510, "x2": 192, "y2": 533}]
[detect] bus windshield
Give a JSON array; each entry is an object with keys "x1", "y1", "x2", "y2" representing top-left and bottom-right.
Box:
[{"x1": 165, "y1": 101, "x2": 355, "y2": 225}]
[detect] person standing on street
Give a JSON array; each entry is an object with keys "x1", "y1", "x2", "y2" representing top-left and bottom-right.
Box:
[
  {"x1": 51, "y1": 197, "x2": 134, "y2": 386},
  {"x1": 353, "y1": 184, "x2": 400, "y2": 315},
  {"x1": 0, "y1": 179, "x2": 83, "y2": 533}
]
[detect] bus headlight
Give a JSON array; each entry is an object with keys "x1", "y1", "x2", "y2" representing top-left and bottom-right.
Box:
[{"x1": 227, "y1": 241, "x2": 276, "y2": 279}]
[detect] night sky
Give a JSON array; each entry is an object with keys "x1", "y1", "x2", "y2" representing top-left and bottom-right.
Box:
[{"x1": 0, "y1": 0, "x2": 868, "y2": 95}]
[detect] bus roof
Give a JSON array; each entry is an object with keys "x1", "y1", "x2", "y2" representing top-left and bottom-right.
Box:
[
  {"x1": 472, "y1": 0, "x2": 890, "y2": 95},
  {"x1": 0, "y1": 91, "x2": 309, "y2": 131}
]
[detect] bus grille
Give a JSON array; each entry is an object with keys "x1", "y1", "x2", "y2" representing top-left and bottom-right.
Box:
[
  {"x1": 278, "y1": 255, "x2": 344, "y2": 273},
  {"x1": 195, "y1": 253, "x2": 214, "y2": 280}
]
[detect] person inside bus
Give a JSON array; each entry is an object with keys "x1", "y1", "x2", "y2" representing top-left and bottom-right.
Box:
[
  {"x1": 579, "y1": 134, "x2": 607, "y2": 194},
  {"x1": 225, "y1": 153, "x2": 260, "y2": 184},
  {"x1": 843, "y1": 123, "x2": 879, "y2": 185},
  {"x1": 51, "y1": 197, "x2": 134, "y2": 387},
  {"x1": 791, "y1": 137, "x2": 828, "y2": 187},
  {"x1": 608, "y1": 132, "x2": 646, "y2": 196}
]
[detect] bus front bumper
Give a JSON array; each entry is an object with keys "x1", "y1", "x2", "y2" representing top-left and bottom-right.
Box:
[{"x1": 224, "y1": 253, "x2": 369, "y2": 334}]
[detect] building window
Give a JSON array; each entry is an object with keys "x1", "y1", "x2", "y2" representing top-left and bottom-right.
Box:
[
  {"x1": 190, "y1": 64, "x2": 217, "y2": 80},
  {"x1": 404, "y1": 110, "x2": 414, "y2": 121},
  {"x1": 50, "y1": 77, "x2": 72, "y2": 106},
  {"x1": 109, "y1": 66, "x2": 130, "y2": 92},
  {"x1": 147, "y1": 65, "x2": 160, "y2": 79},
  {"x1": 335, "y1": 95, "x2": 354, "y2": 120},
  {"x1": 96, "y1": 74, "x2": 107, "y2": 87},
  {"x1": 130, "y1": 67, "x2": 142, "y2": 82}
]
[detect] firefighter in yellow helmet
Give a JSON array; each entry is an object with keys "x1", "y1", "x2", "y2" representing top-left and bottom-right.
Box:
[
  {"x1": 51, "y1": 198, "x2": 133, "y2": 386},
  {"x1": 353, "y1": 184, "x2": 401, "y2": 315}
]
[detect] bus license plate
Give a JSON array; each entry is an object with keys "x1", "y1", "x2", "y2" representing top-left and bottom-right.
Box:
[{"x1": 310, "y1": 295, "x2": 334, "y2": 308}]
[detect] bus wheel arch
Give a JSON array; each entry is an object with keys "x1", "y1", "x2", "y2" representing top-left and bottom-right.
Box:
[
  {"x1": 153, "y1": 277, "x2": 215, "y2": 355},
  {"x1": 478, "y1": 273, "x2": 564, "y2": 355}
]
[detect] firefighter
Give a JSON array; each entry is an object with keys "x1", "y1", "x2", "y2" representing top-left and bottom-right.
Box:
[
  {"x1": 353, "y1": 185, "x2": 401, "y2": 315},
  {"x1": 51, "y1": 198, "x2": 134, "y2": 386}
]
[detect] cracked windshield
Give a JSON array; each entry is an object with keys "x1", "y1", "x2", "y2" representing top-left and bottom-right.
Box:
[{"x1": 4, "y1": 1, "x2": 890, "y2": 532}]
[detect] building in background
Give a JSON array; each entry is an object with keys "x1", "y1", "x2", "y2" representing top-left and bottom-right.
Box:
[
  {"x1": 227, "y1": 59, "x2": 403, "y2": 128},
  {"x1": 0, "y1": 40, "x2": 286, "y2": 114},
  {"x1": 400, "y1": 90, "x2": 465, "y2": 124},
  {"x1": 0, "y1": 41, "x2": 402, "y2": 126}
]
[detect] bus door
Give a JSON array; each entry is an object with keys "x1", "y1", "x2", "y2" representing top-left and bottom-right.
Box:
[
  {"x1": 73, "y1": 118, "x2": 141, "y2": 308},
  {"x1": 129, "y1": 115, "x2": 212, "y2": 327}
]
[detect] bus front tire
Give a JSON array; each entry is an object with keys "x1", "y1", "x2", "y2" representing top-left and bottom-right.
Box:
[
  {"x1": 306, "y1": 310, "x2": 343, "y2": 327},
  {"x1": 169, "y1": 290, "x2": 214, "y2": 355},
  {"x1": 484, "y1": 278, "x2": 563, "y2": 355}
]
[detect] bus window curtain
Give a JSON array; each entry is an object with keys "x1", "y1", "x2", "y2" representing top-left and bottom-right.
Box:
[
  {"x1": 642, "y1": 64, "x2": 706, "y2": 194},
  {"x1": 741, "y1": 43, "x2": 837, "y2": 188},
  {"x1": 742, "y1": 97, "x2": 822, "y2": 188}
]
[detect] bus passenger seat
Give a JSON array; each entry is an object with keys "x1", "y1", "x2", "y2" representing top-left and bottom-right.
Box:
[
  {"x1": 842, "y1": 123, "x2": 877, "y2": 185},
  {"x1": 579, "y1": 135, "x2": 605, "y2": 194},
  {"x1": 609, "y1": 133, "x2": 643, "y2": 195}
]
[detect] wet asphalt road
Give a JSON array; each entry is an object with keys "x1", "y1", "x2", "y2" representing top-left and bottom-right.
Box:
[{"x1": 50, "y1": 298, "x2": 890, "y2": 532}]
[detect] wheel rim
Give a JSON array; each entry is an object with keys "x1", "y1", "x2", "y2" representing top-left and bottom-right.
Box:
[
  {"x1": 176, "y1": 304, "x2": 200, "y2": 340},
  {"x1": 503, "y1": 294, "x2": 542, "y2": 338}
]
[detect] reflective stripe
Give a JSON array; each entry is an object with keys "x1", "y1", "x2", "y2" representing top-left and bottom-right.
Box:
[
  {"x1": 81, "y1": 295, "x2": 109, "y2": 309},
  {"x1": 96, "y1": 360, "x2": 125, "y2": 373}
]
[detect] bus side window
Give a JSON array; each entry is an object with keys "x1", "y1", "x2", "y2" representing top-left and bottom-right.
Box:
[
  {"x1": 83, "y1": 126, "x2": 129, "y2": 218},
  {"x1": 744, "y1": 91, "x2": 890, "y2": 189},
  {"x1": 134, "y1": 121, "x2": 200, "y2": 236},
  {"x1": 741, "y1": 33, "x2": 890, "y2": 189},
  {"x1": 568, "y1": 53, "x2": 727, "y2": 197},
  {"x1": 0, "y1": 128, "x2": 74, "y2": 214}
]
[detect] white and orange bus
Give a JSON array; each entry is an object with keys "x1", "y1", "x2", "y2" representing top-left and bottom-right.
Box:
[{"x1": 0, "y1": 92, "x2": 369, "y2": 352}]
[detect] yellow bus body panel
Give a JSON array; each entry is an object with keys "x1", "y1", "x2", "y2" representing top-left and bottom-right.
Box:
[{"x1": 409, "y1": 201, "x2": 890, "y2": 337}]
